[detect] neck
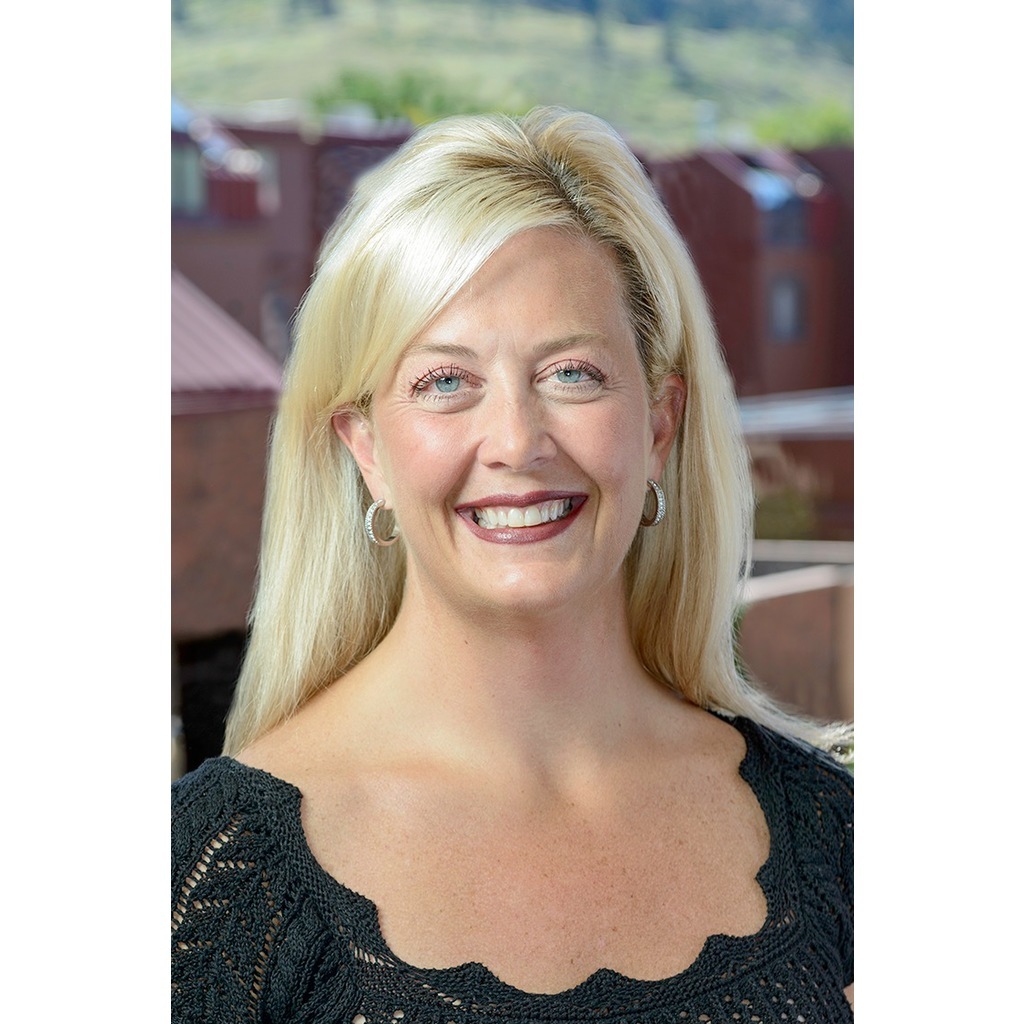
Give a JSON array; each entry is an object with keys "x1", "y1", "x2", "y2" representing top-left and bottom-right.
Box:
[{"x1": 348, "y1": 571, "x2": 681, "y2": 783}]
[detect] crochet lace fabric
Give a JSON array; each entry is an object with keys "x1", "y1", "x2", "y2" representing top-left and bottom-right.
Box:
[{"x1": 171, "y1": 716, "x2": 853, "y2": 1024}]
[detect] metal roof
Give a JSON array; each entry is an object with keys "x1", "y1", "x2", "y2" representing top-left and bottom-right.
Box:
[{"x1": 171, "y1": 269, "x2": 282, "y2": 415}]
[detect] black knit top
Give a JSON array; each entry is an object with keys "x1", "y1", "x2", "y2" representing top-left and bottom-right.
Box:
[{"x1": 171, "y1": 716, "x2": 853, "y2": 1024}]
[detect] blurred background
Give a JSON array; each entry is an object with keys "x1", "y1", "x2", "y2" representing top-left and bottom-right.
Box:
[{"x1": 171, "y1": 0, "x2": 854, "y2": 777}]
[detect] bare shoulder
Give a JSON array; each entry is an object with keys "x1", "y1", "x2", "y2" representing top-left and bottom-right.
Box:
[
  {"x1": 232, "y1": 698, "x2": 322, "y2": 783},
  {"x1": 651, "y1": 698, "x2": 752, "y2": 778},
  {"x1": 686, "y1": 703, "x2": 752, "y2": 758},
  {"x1": 233, "y1": 677, "x2": 372, "y2": 790},
  {"x1": 231, "y1": 668, "x2": 434, "y2": 845},
  {"x1": 634, "y1": 700, "x2": 772, "y2": 853}
]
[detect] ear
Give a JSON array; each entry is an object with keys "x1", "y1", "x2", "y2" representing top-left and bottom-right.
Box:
[
  {"x1": 331, "y1": 409, "x2": 389, "y2": 501},
  {"x1": 648, "y1": 374, "x2": 687, "y2": 478}
]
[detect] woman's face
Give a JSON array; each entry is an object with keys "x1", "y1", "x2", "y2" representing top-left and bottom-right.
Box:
[{"x1": 336, "y1": 226, "x2": 684, "y2": 620}]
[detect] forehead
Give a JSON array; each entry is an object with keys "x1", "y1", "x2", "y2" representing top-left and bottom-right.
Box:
[{"x1": 414, "y1": 226, "x2": 632, "y2": 349}]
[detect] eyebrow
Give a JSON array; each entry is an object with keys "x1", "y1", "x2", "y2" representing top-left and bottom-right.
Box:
[
  {"x1": 402, "y1": 334, "x2": 606, "y2": 363},
  {"x1": 401, "y1": 341, "x2": 478, "y2": 361}
]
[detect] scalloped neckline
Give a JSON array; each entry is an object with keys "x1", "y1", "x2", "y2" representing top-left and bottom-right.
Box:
[{"x1": 222, "y1": 714, "x2": 801, "y2": 1012}]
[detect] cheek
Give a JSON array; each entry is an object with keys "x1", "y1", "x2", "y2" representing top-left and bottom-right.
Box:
[
  {"x1": 581, "y1": 403, "x2": 652, "y2": 476},
  {"x1": 377, "y1": 415, "x2": 469, "y2": 500}
]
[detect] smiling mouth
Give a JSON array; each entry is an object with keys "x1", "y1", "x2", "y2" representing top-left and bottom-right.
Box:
[{"x1": 470, "y1": 497, "x2": 577, "y2": 530}]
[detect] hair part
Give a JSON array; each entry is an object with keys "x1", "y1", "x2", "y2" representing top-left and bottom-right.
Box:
[{"x1": 223, "y1": 107, "x2": 851, "y2": 759}]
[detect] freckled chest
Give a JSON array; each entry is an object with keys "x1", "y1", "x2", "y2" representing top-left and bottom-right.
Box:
[{"x1": 301, "y1": 755, "x2": 769, "y2": 995}]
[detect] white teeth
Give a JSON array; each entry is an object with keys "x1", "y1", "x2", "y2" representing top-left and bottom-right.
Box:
[{"x1": 472, "y1": 498, "x2": 572, "y2": 530}]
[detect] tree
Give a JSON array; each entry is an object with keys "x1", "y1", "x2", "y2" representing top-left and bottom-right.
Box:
[
  {"x1": 753, "y1": 98, "x2": 853, "y2": 147},
  {"x1": 310, "y1": 68, "x2": 527, "y2": 125}
]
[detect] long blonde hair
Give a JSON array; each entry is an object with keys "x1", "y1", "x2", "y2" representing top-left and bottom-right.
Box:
[{"x1": 223, "y1": 107, "x2": 850, "y2": 756}]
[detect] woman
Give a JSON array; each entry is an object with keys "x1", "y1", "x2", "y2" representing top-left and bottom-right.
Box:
[{"x1": 172, "y1": 107, "x2": 853, "y2": 1022}]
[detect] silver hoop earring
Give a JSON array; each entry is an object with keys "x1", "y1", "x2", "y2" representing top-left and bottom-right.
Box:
[
  {"x1": 364, "y1": 498, "x2": 398, "y2": 547},
  {"x1": 640, "y1": 479, "x2": 666, "y2": 528}
]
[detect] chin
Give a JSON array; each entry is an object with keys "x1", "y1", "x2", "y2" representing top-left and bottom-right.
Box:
[{"x1": 462, "y1": 564, "x2": 623, "y2": 622}]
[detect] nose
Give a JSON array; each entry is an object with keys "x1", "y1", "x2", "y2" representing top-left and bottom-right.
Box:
[{"x1": 476, "y1": 390, "x2": 557, "y2": 471}]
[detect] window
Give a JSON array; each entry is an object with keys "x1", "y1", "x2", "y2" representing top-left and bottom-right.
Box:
[
  {"x1": 171, "y1": 143, "x2": 206, "y2": 216},
  {"x1": 769, "y1": 275, "x2": 805, "y2": 342},
  {"x1": 763, "y1": 198, "x2": 807, "y2": 246}
]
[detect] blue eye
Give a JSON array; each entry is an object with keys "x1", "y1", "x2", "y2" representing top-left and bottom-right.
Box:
[
  {"x1": 548, "y1": 361, "x2": 604, "y2": 388},
  {"x1": 434, "y1": 375, "x2": 461, "y2": 393},
  {"x1": 555, "y1": 367, "x2": 585, "y2": 384},
  {"x1": 410, "y1": 365, "x2": 471, "y2": 398}
]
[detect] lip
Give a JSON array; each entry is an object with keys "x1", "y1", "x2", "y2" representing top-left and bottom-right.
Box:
[{"x1": 454, "y1": 491, "x2": 588, "y2": 544}]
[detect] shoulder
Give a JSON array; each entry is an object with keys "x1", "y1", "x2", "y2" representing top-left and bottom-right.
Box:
[
  {"x1": 172, "y1": 757, "x2": 302, "y2": 870},
  {"x1": 172, "y1": 758, "x2": 304, "y2": 944},
  {"x1": 172, "y1": 757, "x2": 313, "y2": 931},
  {"x1": 730, "y1": 714, "x2": 854, "y2": 985},
  {"x1": 731, "y1": 714, "x2": 853, "y2": 823},
  {"x1": 172, "y1": 759, "x2": 349, "y2": 1022},
  {"x1": 726, "y1": 714, "x2": 853, "y2": 904},
  {"x1": 172, "y1": 754, "x2": 300, "y2": 818}
]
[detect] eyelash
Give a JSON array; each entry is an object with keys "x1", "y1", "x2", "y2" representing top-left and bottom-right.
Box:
[
  {"x1": 407, "y1": 359, "x2": 606, "y2": 401},
  {"x1": 409, "y1": 365, "x2": 472, "y2": 394},
  {"x1": 547, "y1": 359, "x2": 606, "y2": 386}
]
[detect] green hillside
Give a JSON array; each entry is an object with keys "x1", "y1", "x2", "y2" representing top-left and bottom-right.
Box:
[{"x1": 171, "y1": 0, "x2": 853, "y2": 155}]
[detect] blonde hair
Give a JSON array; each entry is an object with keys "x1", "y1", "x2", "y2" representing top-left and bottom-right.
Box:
[{"x1": 223, "y1": 107, "x2": 851, "y2": 757}]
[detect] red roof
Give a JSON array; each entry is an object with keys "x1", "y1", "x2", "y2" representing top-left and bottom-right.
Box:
[{"x1": 172, "y1": 269, "x2": 282, "y2": 415}]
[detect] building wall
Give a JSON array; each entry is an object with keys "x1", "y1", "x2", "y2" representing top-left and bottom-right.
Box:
[
  {"x1": 228, "y1": 124, "x2": 324, "y2": 356},
  {"x1": 312, "y1": 133, "x2": 410, "y2": 240},
  {"x1": 650, "y1": 148, "x2": 852, "y2": 400},
  {"x1": 800, "y1": 148, "x2": 854, "y2": 389},
  {"x1": 757, "y1": 243, "x2": 836, "y2": 394},
  {"x1": 174, "y1": 122, "x2": 410, "y2": 360},
  {"x1": 172, "y1": 406, "x2": 274, "y2": 640},
  {"x1": 171, "y1": 221, "x2": 271, "y2": 343},
  {"x1": 651, "y1": 153, "x2": 763, "y2": 396}
]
